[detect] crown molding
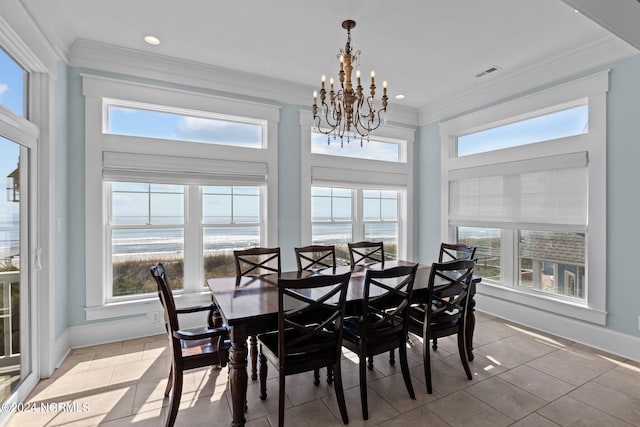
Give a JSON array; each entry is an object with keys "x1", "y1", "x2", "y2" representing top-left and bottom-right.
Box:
[
  {"x1": 0, "y1": 0, "x2": 60, "y2": 77},
  {"x1": 70, "y1": 39, "x2": 419, "y2": 127},
  {"x1": 418, "y1": 34, "x2": 637, "y2": 126}
]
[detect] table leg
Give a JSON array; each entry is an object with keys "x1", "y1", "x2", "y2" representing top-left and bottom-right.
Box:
[
  {"x1": 229, "y1": 324, "x2": 248, "y2": 427},
  {"x1": 465, "y1": 295, "x2": 476, "y2": 361}
]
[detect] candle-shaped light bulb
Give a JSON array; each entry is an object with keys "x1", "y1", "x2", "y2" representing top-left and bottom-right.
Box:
[
  {"x1": 370, "y1": 70, "x2": 375, "y2": 85},
  {"x1": 356, "y1": 69, "x2": 361, "y2": 86},
  {"x1": 313, "y1": 90, "x2": 317, "y2": 101},
  {"x1": 321, "y1": 75, "x2": 326, "y2": 89},
  {"x1": 383, "y1": 80, "x2": 387, "y2": 96},
  {"x1": 339, "y1": 55, "x2": 344, "y2": 71},
  {"x1": 330, "y1": 77, "x2": 334, "y2": 91}
]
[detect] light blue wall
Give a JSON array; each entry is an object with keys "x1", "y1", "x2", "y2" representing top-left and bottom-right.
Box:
[
  {"x1": 277, "y1": 104, "x2": 302, "y2": 271},
  {"x1": 54, "y1": 60, "x2": 69, "y2": 338},
  {"x1": 605, "y1": 54, "x2": 640, "y2": 336},
  {"x1": 416, "y1": 53, "x2": 640, "y2": 337}
]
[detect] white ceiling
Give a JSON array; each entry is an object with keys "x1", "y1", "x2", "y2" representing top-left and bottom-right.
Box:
[{"x1": 21, "y1": 0, "x2": 639, "y2": 112}]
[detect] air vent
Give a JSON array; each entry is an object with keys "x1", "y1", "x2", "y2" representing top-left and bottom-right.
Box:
[{"x1": 475, "y1": 65, "x2": 502, "y2": 78}]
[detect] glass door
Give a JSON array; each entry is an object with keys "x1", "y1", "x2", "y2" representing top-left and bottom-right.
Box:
[{"x1": 0, "y1": 136, "x2": 30, "y2": 402}]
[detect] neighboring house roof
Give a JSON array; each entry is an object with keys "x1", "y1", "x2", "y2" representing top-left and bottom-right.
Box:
[{"x1": 519, "y1": 232, "x2": 585, "y2": 265}]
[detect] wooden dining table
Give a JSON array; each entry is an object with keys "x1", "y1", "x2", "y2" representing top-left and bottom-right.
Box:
[{"x1": 207, "y1": 260, "x2": 479, "y2": 427}]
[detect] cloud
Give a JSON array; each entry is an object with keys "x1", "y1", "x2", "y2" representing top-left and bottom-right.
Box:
[
  {"x1": 177, "y1": 116, "x2": 261, "y2": 147},
  {"x1": 0, "y1": 84, "x2": 8, "y2": 95}
]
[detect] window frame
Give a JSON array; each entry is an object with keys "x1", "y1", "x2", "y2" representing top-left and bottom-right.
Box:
[
  {"x1": 83, "y1": 76, "x2": 279, "y2": 320},
  {"x1": 440, "y1": 71, "x2": 608, "y2": 325},
  {"x1": 300, "y1": 111, "x2": 414, "y2": 260}
]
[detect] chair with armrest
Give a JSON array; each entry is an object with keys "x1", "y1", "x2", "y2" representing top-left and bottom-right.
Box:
[
  {"x1": 342, "y1": 263, "x2": 418, "y2": 420},
  {"x1": 150, "y1": 263, "x2": 230, "y2": 427},
  {"x1": 408, "y1": 259, "x2": 475, "y2": 393},
  {"x1": 295, "y1": 244, "x2": 336, "y2": 271},
  {"x1": 348, "y1": 241, "x2": 385, "y2": 269},
  {"x1": 257, "y1": 271, "x2": 351, "y2": 427},
  {"x1": 233, "y1": 246, "x2": 281, "y2": 380}
]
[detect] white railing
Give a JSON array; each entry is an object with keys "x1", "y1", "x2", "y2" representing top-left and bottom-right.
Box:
[{"x1": 0, "y1": 271, "x2": 19, "y2": 363}]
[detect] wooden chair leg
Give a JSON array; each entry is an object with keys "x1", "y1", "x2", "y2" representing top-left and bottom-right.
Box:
[
  {"x1": 367, "y1": 355, "x2": 374, "y2": 370},
  {"x1": 332, "y1": 362, "x2": 349, "y2": 424},
  {"x1": 423, "y1": 335, "x2": 433, "y2": 394},
  {"x1": 165, "y1": 366, "x2": 183, "y2": 427},
  {"x1": 458, "y1": 329, "x2": 472, "y2": 380},
  {"x1": 259, "y1": 352, "x2": 268, "y2": 400},
  {"x1": 250, "y1": 335, "x2": 258, "y2": 381},
  {"x1": 164, "y1": 364, "x2": 174, "y2": 397},
  {"x1": 432, "y1": 336, "x2": 438, "y2": 351},
  {"x1": 359, "y1": 355, "x2": 369, "y2": 420},
  {"x1": 326, "y1": 365, "x2": 333, "y2": 384},
  {"x1": 278, "y1": 371, "x2": 286, "y2": 427},
  {"x1": 399, "y1": 343, "x2": 415, "y2": 400},
  {"x1": 389, "y1": 349, "x2": 395, "y2": 365},
  {"x1": 313, "y1": 368, "x2": 320, "y2": 386}
]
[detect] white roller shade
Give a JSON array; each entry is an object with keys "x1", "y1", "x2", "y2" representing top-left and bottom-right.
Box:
[{"x1": 449, "y1": 153, "x2": 588, "y2": 227}]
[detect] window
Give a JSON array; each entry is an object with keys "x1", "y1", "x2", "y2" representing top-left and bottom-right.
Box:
[
  {"x1": 84, "y1": 76, "x2": 279, "y2": 319},
  {"x1": 301, "y1": 112, "x2": 414, "y2": 262},
  {"x1": 311, "y1": 187, "x2": 400, "y2": 264},
  {"x1": 441, "y1": 71, "x2": 607, "y2": 324},
  {"x1": 0, "y1": 48, "x2": 27, "y2": 117},
  {"x1": 107, "y1": 102, "x2": 264, "y2": 148},
  {"x1": 311, "y1": 131, "x2": 401, "y2": 162}
]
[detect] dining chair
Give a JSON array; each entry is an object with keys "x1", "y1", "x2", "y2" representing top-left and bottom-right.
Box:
[
  {"x1": 150, "y1": 263, "x2": 230, "y2": 427},
  {"x1": 348, "y1": 241, "x2": 385, "y2": 269},
  {"x1": 408, "y1": 259, "x2": 475, "y2": 393},
  {"x1": 257, "y1": 271, "x2": 351, "y2": 427},
  {"x1": 439, "y1": 242, "x2": 477, "y2": 262},
  {"x1": 430, "y1": 243, "x2": 477, "y2": 352},
  {"x1": 294, "y1": 244, "x2": 336, "y2": 271},
  {"x1": 233, "y1": 246, "x2": 281, "y2": 381},
  {"x1": 342, "y1": 263, "x2": 418, "y2": 420}
]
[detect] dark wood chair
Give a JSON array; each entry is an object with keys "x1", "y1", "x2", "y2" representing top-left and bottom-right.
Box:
[
  {"x1": 233, "y1": 246, "x2": 281, "y2": 380},
  {"x1": 348, "y1": 241, "x2": 385, "y2": 269},
  {"x1": 295, "y1": 244, "x2": 336, "y2": 271},
  {"x1": 150, "y1": 263, "x2": 229, "y2": 427},
  {"x1": 342, "y1": 264, "x2": 418, "y2": 420},
  {"x1": 408, "y1": 259, "x2": 475, "y2": 393},
  {"x1": 430, "y1": 243, "x2": 477, "y2": 351},
  {"x1": 257, "y1": 272, "x2": 351, "y2": 427},
  {"x1": 439, "y1": 242, "x2": 477, "y2": 262}
]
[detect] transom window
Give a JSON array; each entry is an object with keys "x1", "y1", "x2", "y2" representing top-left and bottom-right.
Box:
[
  {"x1": 311, "y1": 131, "x2": 401, "y2": 162},
  {"x1": 0, "y1": 48, "x2": 27, "y2": 118},
  {"x1": 106, "y1": 102, "x2": 264, "y2": 148},
  {"x1": 457, "y1": 103, "x2": 588, "y2": 156}
]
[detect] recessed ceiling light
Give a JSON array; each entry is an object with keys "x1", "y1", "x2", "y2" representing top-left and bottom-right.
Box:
[
  {"x1": 395, "y1": 94, "x2": 406, "y2": 100},
  {"x1": 144, "y1": 35, "x2": 160, "y2": 45}
]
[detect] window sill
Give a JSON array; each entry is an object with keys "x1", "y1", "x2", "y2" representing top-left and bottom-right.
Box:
[
  {"x1": 478, "y1": 281, "x2": 606, "y2": 325},
  {"x1": 85, "y1": 290, "x2": 212, "y2": 321}
]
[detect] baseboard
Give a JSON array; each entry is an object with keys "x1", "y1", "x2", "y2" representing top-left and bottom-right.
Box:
[
  {"x1": 49, "y1": 329, "x2": 71, "y2": 377},
  {"x1": 476, "y1": 294, "x2": 640, "y2": 362},
  {"x1": 68, "y1": 316, "x2": 166, "y2": 349}
]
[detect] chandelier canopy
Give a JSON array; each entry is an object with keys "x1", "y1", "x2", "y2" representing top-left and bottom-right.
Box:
[{"x1": 312, "y1": 19, "x2": 388, "y2": 147}]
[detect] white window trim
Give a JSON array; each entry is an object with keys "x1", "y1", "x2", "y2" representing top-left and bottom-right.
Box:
[
  {"x1": 299, "y1": 111, "x2": 414, "y2": 260},
  {"x1": 83, "y1": 75, "x2": 280, "y2": 321},
  {"x1": 440, "y1": 71, "x2": 608, "y2": 325}
]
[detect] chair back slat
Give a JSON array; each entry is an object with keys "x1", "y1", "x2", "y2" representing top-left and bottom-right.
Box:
[
  {"x1": 295, "y1": 245, "x2": 336, "y2": 271},
  {"x1": 359, "y1": 264, "x2": 418, "y2": 345},
  {"x1": 438, "y1": 243, "x2": 477, "y2": 263},
  {"x1": 277, "y1": 272, "x2": 351, "y2": 368},
  {"x1": 150, "y1": 263, "x2": 180, "y2": 336},
  {"x1": 348, "y1": 241, "x2": 385, "y2": 269},
  {"x1": 234, "y1": 247, "x2": 281, "y2": 277}
]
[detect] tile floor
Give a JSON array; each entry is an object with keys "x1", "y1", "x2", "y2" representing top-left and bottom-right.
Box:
[{"x1": 6, "y1": 312, "x2": 640, "y2": 426}]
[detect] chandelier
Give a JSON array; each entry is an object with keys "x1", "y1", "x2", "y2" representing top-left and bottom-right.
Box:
[{"x1": 312, "y1": 19, "x2": 388, "y2": 147}]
